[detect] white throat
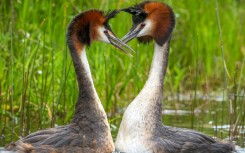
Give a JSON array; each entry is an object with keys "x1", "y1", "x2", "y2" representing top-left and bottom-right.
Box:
[
  {"x1": 145, "y1": 43, "x2": 167, "y2": 87},
  {"x1": 80, "y1": 48, "x2": 101, "y2": 103},
  {"x1": 80, "y1": 49, "x2": 93, "y2": 81},
  {"x1": 115, "y1": 42, "x2": 170, "y2": 152}
]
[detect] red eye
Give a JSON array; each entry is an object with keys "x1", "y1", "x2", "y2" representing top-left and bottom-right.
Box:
[
  {"x1": 104, "y1": 30, "x2": 108, "y2": 34},
  {"x1": 141, "y1": 23, "x2": 146, "y2": 27}
]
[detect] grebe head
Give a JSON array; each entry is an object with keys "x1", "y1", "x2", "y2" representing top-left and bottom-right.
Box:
[
  {"x1": 121, "y1": 1, "x2": 175, "y2": 46},
  {"x1": 67, "y1": 9, "x2": 134, "y2": 55}
]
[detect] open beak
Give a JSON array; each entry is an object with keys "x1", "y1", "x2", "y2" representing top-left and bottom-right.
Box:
[
  {"x1": 121, "y1": 23, "x2": 144, "y2": 43},
  {"x1": 104, "y1": 31, "x2": 135, "y2": 56}
]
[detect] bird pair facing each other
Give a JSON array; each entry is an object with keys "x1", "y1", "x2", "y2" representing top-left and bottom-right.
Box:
[{"x1": 5, "y1": 1, "x2": 235, "y2": 153}]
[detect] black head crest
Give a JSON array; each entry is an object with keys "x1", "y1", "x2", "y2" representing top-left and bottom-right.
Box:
[
  {"x1": 105, "y1": 10, "x2": 120, "y2": 23},
  {"x1": 121, "y1": 4, "x2": 147, "y2": 17}
]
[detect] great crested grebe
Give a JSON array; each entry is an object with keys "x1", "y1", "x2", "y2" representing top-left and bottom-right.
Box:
[
  {"x1": 5, "y1": 9, "x2": 134, "y2": 153},
  {"x1": 115, "y1": 1, "x2": 235, "y2": 153}
]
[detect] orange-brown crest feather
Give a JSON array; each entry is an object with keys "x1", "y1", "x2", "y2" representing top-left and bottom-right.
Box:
[
  {"x1": 67, "y1": 10, "x2": 107, "y2": 52},
  {"x1": 137, "y1": 36, "x2": 153, "y2": 44},
  {"x1": 67, "y1": 10, "x2": 119, "y2": 53},
  {"x1": 143, "y1": 2, "x2": 175, "y2": 45},
  {"x1": 127, "y1": 1, "x2": 175, "y2": 46}
]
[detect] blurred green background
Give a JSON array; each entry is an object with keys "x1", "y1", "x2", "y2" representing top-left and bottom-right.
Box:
[{"x1": 0, "y1": 0, "x2": 244, "y2": 148}]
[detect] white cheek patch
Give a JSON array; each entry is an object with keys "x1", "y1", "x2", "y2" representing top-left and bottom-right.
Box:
[
  {"x1": 97, "y1": 26, "x2": 110, "y2": 43},
  {"x1": 137, "y1": 19, "x2": 152, "y2": 37}
]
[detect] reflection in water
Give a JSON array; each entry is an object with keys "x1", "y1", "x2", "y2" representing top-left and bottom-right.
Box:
[
  {"x1": 0, "y1": 98, "x2": 244, "y2": 151},
  {"x1": 162, "y1": 98, "x2": 244, "y2": 151},
  {"x1": 163, "y1": 110, "x2": 245, "y2": 152},
  {"x1": 163, "y1": 109, "x2": 191, "y2": 115},
  {"x1": 235, "y1": 146, "x2": 245, "y2": 153}
]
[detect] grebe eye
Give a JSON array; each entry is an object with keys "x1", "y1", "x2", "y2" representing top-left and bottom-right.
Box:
[
  {"x1": 141, "y1": 23, "x2": 146, "y2": 27},
  {"x1": 104, "y1": 30, "x2": 108, "y2": 34}
]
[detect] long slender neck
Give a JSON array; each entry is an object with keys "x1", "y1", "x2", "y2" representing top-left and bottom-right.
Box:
[
  {"x1": 71, "y1": 47, "x2": 99, "y2": 101},
  {"x1": 144, "y1": 40, "x2": 170, "y2": 95},
  {"x1": 133, "y1": 39, "x2": 170, "y2": 124},
  {"x1": 115, "y1": 40, "x2": 170, "y2": 150},
  {"x1": 67, "y1": 41, "x2": 108, "y2": 126}
]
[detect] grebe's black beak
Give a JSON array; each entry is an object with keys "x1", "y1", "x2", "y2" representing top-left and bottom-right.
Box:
[
  {"x1": 104, "y1": 30, "x2": 135, "y2": 56},
  {"x1": 121, "y1": 23, "x2": 145, "y2": 43}
]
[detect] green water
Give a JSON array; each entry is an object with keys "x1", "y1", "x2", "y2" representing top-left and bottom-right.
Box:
[
  {"x1": 0, "y1": 98, "x2": 244, "y2": 152},
  {"x1": 112, "y1": 98, "x2": 244, "y2": 147}
]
